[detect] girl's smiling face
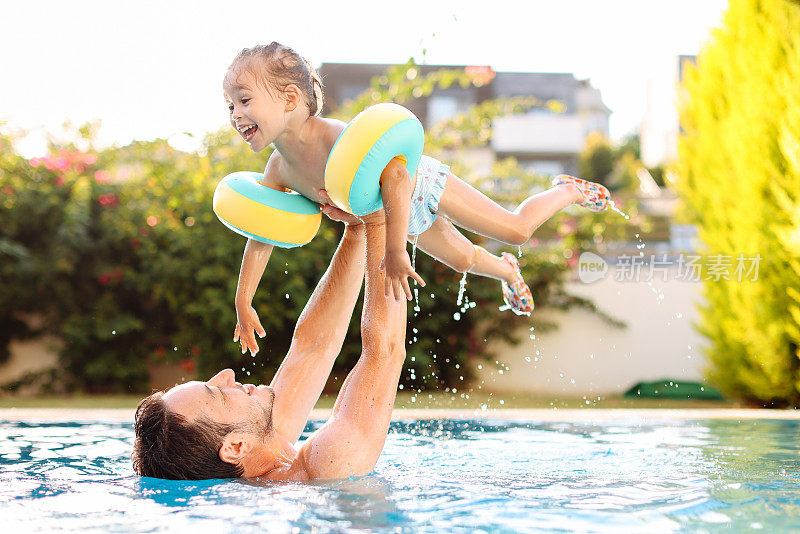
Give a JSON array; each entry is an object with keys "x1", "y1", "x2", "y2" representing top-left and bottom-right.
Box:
[{"x1": 223, "y1": 68, "x2": 288, "y2": 153}]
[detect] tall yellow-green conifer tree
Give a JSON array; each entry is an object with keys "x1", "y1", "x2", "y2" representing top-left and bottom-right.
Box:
[{"x1": 677, "y1": 0, "x2": 800, "y2": 405}]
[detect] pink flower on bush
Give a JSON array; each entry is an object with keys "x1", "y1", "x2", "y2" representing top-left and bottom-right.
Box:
[
  {"x1": 4, "y1": 186, "x2": 14, "y2": 195},
  {"x1": 180, "y1": 358, "x2": 196, "y2": 373},
  {"x1": 154, "y1": 347, "x2": 167, "y2": 358},
  {"x1": 130, "y1": 238, "x2": 140, "y2": 249},
  {"x1": 94, "y1": 171, "x2": 110, "y2": 183},
  {"x1": 30, "y1": 150, "x2": 99, "y2": 174},
  {"x1": 98, "y1": 268, "x2": 122, "y2": 286},
  {"x1": 54, "y1": 176, "x2": 64, "y2": 186},
  {"x1": 98, "y1": 193, "x2": 118, "y2": 208},
  {"x1": 465, "y1": 65, "x2": 496, "y2": 87}
]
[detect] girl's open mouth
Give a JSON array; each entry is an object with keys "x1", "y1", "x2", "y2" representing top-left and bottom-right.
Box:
[{"x1": 241, "y1": 124, "x2": 258, "y2": 142}]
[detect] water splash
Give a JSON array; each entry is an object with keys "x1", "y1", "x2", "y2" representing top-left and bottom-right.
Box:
[
  {"x1": 517, "y1": 245, "x2": 523, "y2": 258},
  {"x1": 456, "y1": 272, "x2": 468, "y2": 307},
  {"x1": 608, "y1": 199, "x2": 630, "y2": 220},
  {"x1": 411, "y1": 235, "x2": 421, "y2": 314}
]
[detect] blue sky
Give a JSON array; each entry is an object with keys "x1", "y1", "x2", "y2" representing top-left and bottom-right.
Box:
[{"x1": 0, "y1": 0, "x2": 728, "y2": 156}]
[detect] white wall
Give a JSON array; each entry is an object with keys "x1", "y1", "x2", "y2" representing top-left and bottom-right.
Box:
[
  {"x1": 0, "y1": 337, "x2": 60, "y2": 387},
  {"x1": 472, "y1": 265, "x2": 708, "y2": 395},
  {"x1": 492, "y1": 113, "x2": 585, "y2": 153}
]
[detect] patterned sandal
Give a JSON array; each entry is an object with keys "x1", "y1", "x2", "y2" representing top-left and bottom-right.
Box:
[
  {"x1": 501, "y1": 252, "x2": 534, "y2": 316},
  {"x1": 552, "y1": 174, "x2": 610, "y2": 212}
]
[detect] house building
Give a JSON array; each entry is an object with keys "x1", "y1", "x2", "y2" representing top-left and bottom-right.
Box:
[{"x1": 318, "y1": 63, "x2": 611, "y2": 176}]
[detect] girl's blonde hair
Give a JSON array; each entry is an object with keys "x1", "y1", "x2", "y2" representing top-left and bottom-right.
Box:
[{"x1": 227, "y1": 42, "x2": 323, "y2": 117}]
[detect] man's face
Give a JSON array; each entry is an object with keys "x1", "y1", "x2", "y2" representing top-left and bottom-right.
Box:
[{"x1": 163, "y1": 369, "x2": 276, "y2": 436}]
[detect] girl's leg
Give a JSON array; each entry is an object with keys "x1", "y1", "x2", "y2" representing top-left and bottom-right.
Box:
[
  {"x1": 413, "y1": 217, "x2": 516, "y2": 284},
  {"x1": 437, "y1": 172, "x2": 583, "y2": 246}
]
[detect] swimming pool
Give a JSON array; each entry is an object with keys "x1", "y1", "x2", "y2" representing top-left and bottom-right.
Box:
[{"x1": 2, "y1": 417, "x2": 800, "y2": 532}]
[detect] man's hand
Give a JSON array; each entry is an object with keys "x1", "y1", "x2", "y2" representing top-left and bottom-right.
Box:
[
  {"x1": 233, "y1": 304, "x2": 266, "y2": 355},
  {"x1": 318, "y1": 189, "x2": 362, "y2": 226},
  {"x1": 382, "y1": 248, "x2": 425, "y2": 301}
]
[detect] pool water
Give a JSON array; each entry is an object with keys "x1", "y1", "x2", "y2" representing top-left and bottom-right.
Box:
[{"x1": 2, "y1": 418, "x2": 800, "y2": 533}]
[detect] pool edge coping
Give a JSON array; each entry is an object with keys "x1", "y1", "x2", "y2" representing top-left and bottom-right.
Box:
[{"x1": 2, "y1": 408, "x2": 799, "y2": 422}]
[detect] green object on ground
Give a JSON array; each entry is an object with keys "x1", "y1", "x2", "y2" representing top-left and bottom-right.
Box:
[{"x1": 624, "y1": 380, "x2": 725, "y2": 401}]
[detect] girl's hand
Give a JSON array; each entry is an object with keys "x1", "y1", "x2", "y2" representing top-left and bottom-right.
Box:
[
  {"x1": 233, "y1": 304, "x2": 266, "y2": 356},
  {"x1": 382, "y1": 248, "x2": 425, "y2": 301}
]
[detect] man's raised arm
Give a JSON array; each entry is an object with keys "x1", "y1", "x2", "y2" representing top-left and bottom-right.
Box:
[
  {"x1": 293, "y1": 217, "x2": 408, "y2": 480},
  {"x1": 269, "y1": 217, "x2": 366, "y2": 444}
]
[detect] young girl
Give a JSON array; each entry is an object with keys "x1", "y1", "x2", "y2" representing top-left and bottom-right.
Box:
[{"x1": 225, "y1": 42, "x2": 610, "y2": 355}]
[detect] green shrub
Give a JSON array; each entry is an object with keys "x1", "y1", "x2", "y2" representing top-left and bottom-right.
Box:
[
  {"x1": 676, "y1": 0, "x2": 800, "y2": 405},
  {"x1": 1, "y1": 63, "x2": 614, "y2": 393}
]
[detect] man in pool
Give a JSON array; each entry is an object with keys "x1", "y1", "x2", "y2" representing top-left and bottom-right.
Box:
[{"x1": 132, "y1": 206, "x2": 407, "y2": 480}]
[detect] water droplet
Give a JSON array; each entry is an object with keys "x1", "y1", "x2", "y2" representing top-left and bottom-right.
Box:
[
  {"x1": 453, "y1": 312, "x2": 461, "y2": 320},
  {"x1": 111, "y1": 330, "x2": 116, "y2": 335}
]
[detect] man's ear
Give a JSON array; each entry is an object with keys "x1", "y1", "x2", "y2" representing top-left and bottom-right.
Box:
[{"x1": 219, "y1": 432, "x2": 255, "y2": 465}]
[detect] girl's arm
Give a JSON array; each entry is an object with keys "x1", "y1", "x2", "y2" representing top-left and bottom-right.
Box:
[
  {"x1": 233, "y1": 239, "x2": 273, "y2": 355},
  {"x1": 233, "y1": 149, "x2": 286, "y2": 354},
  {"x1": 380, "y1": 159, "x2": 425, "y2": 300}
]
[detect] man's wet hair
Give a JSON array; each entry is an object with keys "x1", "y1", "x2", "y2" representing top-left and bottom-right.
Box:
[{"x1": 132, "y1": 392, "x2": 244, "y2": 480}]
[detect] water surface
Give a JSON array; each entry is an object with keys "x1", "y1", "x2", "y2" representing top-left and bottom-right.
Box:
[{"x1": 2, "y1": 418, "x2": 799, "y2": 532}]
